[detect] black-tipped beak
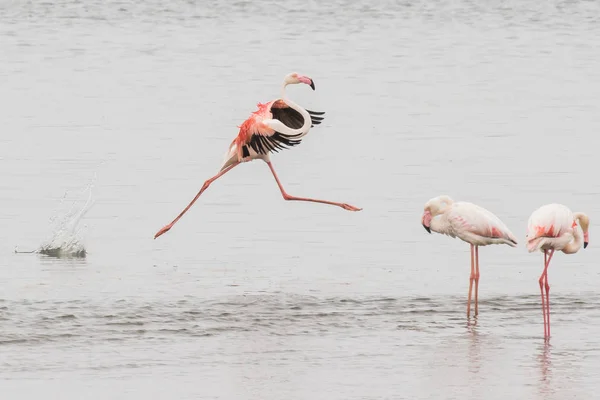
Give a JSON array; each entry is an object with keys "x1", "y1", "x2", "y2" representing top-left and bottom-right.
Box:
[
  {"x1": 584, "y1": 241, "x2": 589, "y2": 249},
  {"x1": 423, "y1": 224, "x2": 431, "y2": 234},
  {"x1": 310, "y1": 80, "x2": 315, "y2": 90}
]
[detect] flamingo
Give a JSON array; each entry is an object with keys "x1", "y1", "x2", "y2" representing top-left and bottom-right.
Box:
[
  {"x1": 421, "y1": 195, "x2": 518, "y2": 318},
  {"x1": 154, "y1": 72, "x2": 362, "y2": 239},
  {"x1": 526, "y1": 204, "x2": 590, "y2": 339}
]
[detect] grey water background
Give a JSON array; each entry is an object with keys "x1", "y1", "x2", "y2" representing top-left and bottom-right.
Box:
[{"x1": 1, "y1": 0, "x2": 599, "y2": 398}]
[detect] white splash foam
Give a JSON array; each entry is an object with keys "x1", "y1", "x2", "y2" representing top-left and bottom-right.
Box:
[{"x1": 38, "y1": 174, "x2": 96, "y2": 258}]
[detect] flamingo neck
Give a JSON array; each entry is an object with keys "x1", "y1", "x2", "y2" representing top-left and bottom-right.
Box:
[
  {"x1": 273, "y1": 82, "x2": 311, "y2": 137},
  {"x1": 562, "y1": 227, "x2": 583, "y2": 254},
  {"x1": 430, "y1": 212, "x2": 452, "y2": 235},
  {"x1": 562, "y1": 213, "x2": 587, "y2": 254}
]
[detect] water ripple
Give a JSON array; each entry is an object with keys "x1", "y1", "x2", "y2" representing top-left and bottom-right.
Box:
[{"x1": 2, "y1": 293, "x2": 599, "y2": 346}]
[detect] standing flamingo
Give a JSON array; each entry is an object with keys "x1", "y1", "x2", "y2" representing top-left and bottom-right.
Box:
[
  {"x1": 154, "y1": 72, "x2": 362, "y2": 239},
  {"x1": 421, "y1": 195, "x2": 518, "y2": 317},
  {"x1": 526, "y1": 204, "x2": 590, "y2": 339}
]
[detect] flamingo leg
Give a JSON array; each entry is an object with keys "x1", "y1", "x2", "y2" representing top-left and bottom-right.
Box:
[
  {"x1": 154, "y1": 162, "x2": 240, "y2": 239},
  {"x1": 539, "y1": 249, "x2": 555, "y2": 339},
  {"x1": 474, "y1": 245, "x2": 480, "y2": 317},
  {"x1": 265, "y1": 161, "x2": 362, "y2": 211},
  {"x1": 544, "y1": 249, "x2": 555, "y2": 338},
  {"x1": 540, "y1": 251, "x2": 548, "y2": 338},
  {"x1": 467, "y1": 244, "x2": 475, "y2": 318}
]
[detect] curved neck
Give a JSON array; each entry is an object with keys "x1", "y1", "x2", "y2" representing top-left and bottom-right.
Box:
[
  {"x1": 430, "y1": 212, "x2": 452, "y2": 235},
  {"x1": 562, "y1": 226, "x2": 583, "y2": 254},
  {"x1": 272, "y1": 82, "x2": 311, "y2": 137},
  {"x1": 280, "y1": 82, "x2": 288, "y2": 101},
  {"x1": 563, "y1": 212, "x2": 589, "y2": 254}
]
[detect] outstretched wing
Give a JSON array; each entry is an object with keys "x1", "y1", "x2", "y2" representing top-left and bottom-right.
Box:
[
  {"x1": 271, "y1": 105, "x2": 325, "y2": 129},
  {"x1": 244, "y1": 101, "x2": 326, "y2": 157}
]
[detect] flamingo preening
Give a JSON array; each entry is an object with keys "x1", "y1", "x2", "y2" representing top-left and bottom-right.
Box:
[
  {"x1": 154, "y1": 73, "x2": 361, "y2": 239},
  {"x1": 526, "y1": 204, "x2": 590, "y2": 339},
  {"x1": 421, "y1": 195, "x2": 518, "y2": 318}
]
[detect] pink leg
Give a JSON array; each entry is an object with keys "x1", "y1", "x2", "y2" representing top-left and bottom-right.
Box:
[
  {"x1": 474, "y1": 246, "x2": 480, "y2": 316},
  {"x1": 467, "y1": 244, "x2": 475, "y2": 318},
  {"x1": 154, "y1": 163, "x2": 240, "y2": 239},
  {"x1": 545, "y1": 249, "x2": 554, "y2": 338},
  {"x1": 539, "y1": 251, "x2": 548, "y2": 338},
  {"x1": 266, "y1": 161, "x2": 362, "y2": 211}
]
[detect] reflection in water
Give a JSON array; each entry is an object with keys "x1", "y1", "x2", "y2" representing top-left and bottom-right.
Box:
[
  {"x1": 1, "y1": 292, "x2": 599, "y2": 399},
  {"x1": 537, "y1": 343, "x2": 553, "y2": 398},
  {"x1": 466, "y1": 318, "x2": 482, "y2": 378}
]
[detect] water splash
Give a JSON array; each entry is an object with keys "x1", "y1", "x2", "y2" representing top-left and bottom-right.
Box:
[{"x1": 37, "y1": 174, "x2": 96, "y2": 258}]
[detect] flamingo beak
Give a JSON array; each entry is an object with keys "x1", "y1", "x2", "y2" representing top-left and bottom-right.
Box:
[
  {"x1": 584, "y1": 232, "x2": 589, "y2": 248},
  {"x1": 422, "y1": 211, "x2": 432, "y2": 234},
  {"x1": 299, "y1": 76, "x2": 315, "y2": 90}
]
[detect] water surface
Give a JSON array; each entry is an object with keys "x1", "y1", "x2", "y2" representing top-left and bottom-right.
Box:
[{"x1": 1, "y1": 1, "x2": 599, "y2": 399}]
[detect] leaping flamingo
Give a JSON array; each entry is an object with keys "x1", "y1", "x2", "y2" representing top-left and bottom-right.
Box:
[
  {"x1": 421, "y1": 195, "x2": 518, "y2": 318},
  {"x1": 154, "y1": 72, "x2": 362, "y2": 239},
  {"x1": 526, "y1": 204, "x2": 590, "y2": 339}
]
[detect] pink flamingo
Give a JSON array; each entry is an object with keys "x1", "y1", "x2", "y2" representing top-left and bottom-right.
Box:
[
  {"x1": 154, "y1": 72, "x2": 362, "y2": 239},
  {"x1": 421, "y1": 195, "x2": 518, "y2": 317},
  {"x1": 526, "y1": 204, "x2": 590, "y2": 339}
]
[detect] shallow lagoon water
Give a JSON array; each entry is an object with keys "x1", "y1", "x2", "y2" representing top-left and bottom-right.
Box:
[{"x1": 1, "y1": 1, "x2": 599, "y2": 399}]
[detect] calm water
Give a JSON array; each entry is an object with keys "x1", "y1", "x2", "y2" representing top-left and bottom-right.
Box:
[{"x1": 1, "y1": 0, "x2": 599, "y2": 398}]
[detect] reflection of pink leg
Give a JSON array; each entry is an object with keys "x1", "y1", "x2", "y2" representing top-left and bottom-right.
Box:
[
  {"x1": 545, "y1": 249, "x2": 555, "y2": 338},
  {"x1": 539, "y1": 251, "x2": 548, "y2": 338},
  {"x1": 467, "y1": 244, "x2": 475, "y2": 318},
  {"x1": 266, "y1": 161, "x2": 362, "y2": 211},
  {"x1": 474, "y1": 246, "x2": 480, "y2": 316},
  {"x1": 154, "y1": 163, "x2": 240, "y2": 239}
]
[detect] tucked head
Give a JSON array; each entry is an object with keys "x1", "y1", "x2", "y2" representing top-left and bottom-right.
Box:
[
  {"x1": 574, "y1": 213, "x2": 590, "y2": 249},
  {"x1": 422, "y1": 195, "x2": 454, "y2": 233},
  {"x1": 284, "y1": 72, "x2": 315, "y2": 90}
]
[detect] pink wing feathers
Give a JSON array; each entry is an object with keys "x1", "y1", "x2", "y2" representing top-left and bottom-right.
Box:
[
  {"x1": 526, "y1": 204, "x2": 574, "y2": 251},
  {"x1": 448, "y1": 202, "x2": 518, "y2": 245}
]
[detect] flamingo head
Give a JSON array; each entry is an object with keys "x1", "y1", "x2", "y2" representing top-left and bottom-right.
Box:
[
  {"x1": 422, "y1": 210, "x2": 432, "y2": 233},
  {"x1": 284, "y1": 72, "x2": 315, "y2": 90},
  {"x1": 422, "y1": 195, "x2": 454, "y2": 234},
  {"x1": 575, "y1": 213, "x2": 590, "y2": 249}
]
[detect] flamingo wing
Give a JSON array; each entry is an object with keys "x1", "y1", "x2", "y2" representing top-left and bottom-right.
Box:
[
  {"x1": 526, "y1": 204, "x2": 573, "y2": 241},
  {"x1": 242, "y1": 100, "x2": 325, "y2": 157},
  {"x1": 271, "y1": 101, "x2": 325, "y2": 129},
  {"x1": 448, "y1": 202, "x2": 518, "y2": 244}
]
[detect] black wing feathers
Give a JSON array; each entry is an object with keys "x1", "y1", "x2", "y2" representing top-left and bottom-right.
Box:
[
  {"x1": 244, "y1": 107, "x2": 326, "y2": 156},
  {"x1": 307, "y1": 109, "x2": 325, "y2": 126},
  {"x1": 271, "y1": 107, "x2": 305, "y2": 129}
]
